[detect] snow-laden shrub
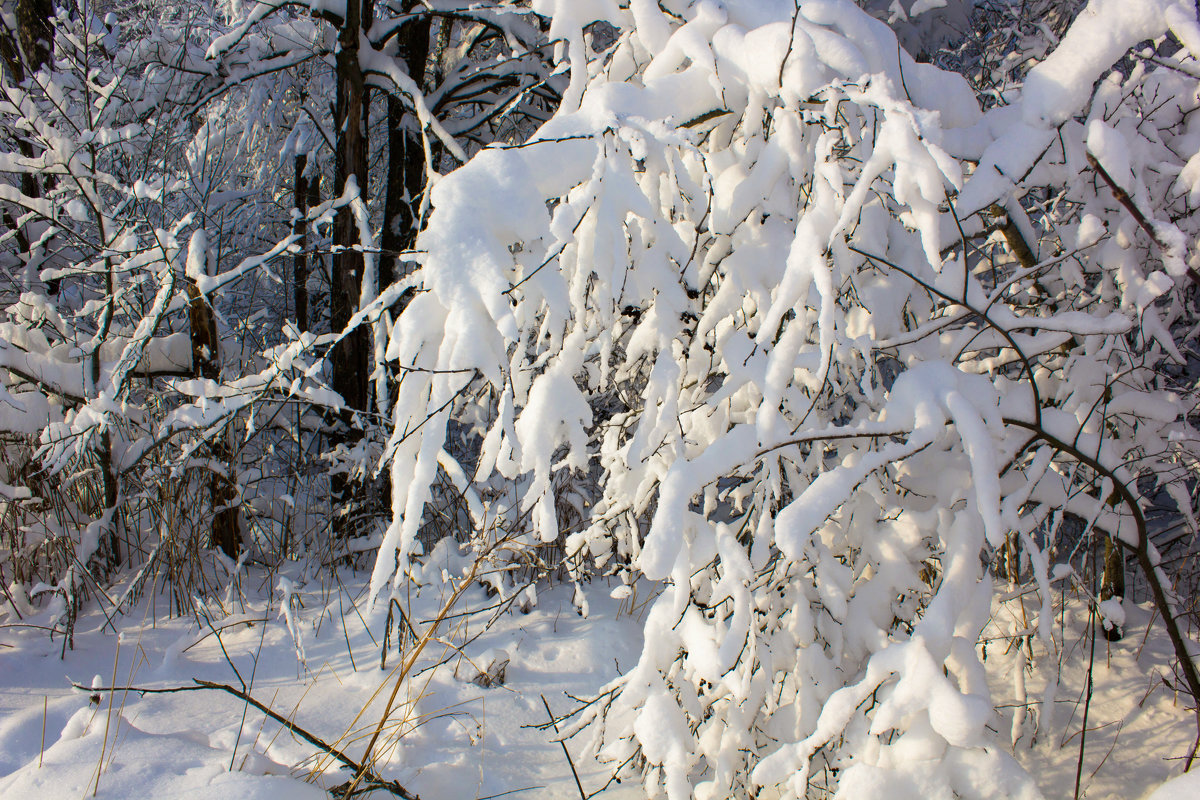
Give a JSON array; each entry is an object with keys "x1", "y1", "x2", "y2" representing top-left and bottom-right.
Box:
[{"x1": 378, "y1": 0, "x2": 1200, "y2": 796}]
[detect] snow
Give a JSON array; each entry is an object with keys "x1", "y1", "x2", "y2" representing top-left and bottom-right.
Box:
[
  {"x1": 956, "y1": 0, "x2": 1189, "y2": 217},
  {"x1": 0, "y1": 571, "x2": 645, "y2": 800},
  {"x1": 1021, "y1": 0, "x2": 1179, "y2": 127},
  {"x1": 380, "y1": 3, "x2": 1200, "y2": 791},
  {"x1": 3, "y1": 2, "x2": 1200, "y2": 799},
  {"x1": 1087, "y1": 121, "x2": 1135, "y2": 193},
  {"x1": 1147, "y1": 770, "x2": 1200, "y2": 800},
  {"x1": 910, "y1": 0, "x2": 947, "y2": 14},
  {"x1": 515, "y1": 353, "x2": 594, "y2": 542},
  {"x1": 0, "y1": 709, "x2": 327, "y2": 800},
  {"x1": 987, "y1": 602, "x2": 1199, "y2": 798}
]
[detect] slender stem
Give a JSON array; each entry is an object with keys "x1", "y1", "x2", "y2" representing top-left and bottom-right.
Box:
[
  {"x1": 1074, "y1": 600, "x2": 1097, "y2": 800},
  {"x1": 543, "y1": 695, "x2": 588, "y2": 800}
]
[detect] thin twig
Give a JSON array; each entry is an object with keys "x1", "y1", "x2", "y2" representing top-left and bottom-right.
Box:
[
  {"x1": 39, "y1": 696, "x2": 46, "y2": 768},
  {"x1": 1074, "y1": 594, "x2": 1097, "y2": 800},
  {"x1": 543, "y1": 694, "x2": 587, "y2": 800}
]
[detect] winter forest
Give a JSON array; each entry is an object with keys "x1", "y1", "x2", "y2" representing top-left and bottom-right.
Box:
[{"x1": 3, "y1": 0, "x2": 1200, "y2": 797}]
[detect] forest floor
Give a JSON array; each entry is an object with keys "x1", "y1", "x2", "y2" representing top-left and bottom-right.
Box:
[
  {"x1": 985, "y1": 599, "x2": 1198, "y2": 799},
  {"x1": 0, "y1": 551, "x2": 1196, "y2": 799}
]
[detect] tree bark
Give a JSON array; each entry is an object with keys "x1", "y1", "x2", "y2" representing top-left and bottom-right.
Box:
[
  {"x1": 89, "y1": 142, "x2": 119, "y2": 569},
  {"x1": 2, "y1": 0, "x2": 58, "y2": 294},
  {"x1": 15, "y1": 0, "x2": 53, "y2": 70},
  {"x1": 380, "y1": 4, "x2": 431, "y2": 289},
  {"x1": 330, "y1": 0, "x2": 371, "y2": 537},
  {"x1": 186, "y1": 239, "x2": 240, "y2": 559},
  {"x1": 293, "y1": 153, "x2": 313, "y2": 333},
  {"x1": 1100, "y1": 535, "x2": 1125, "y2": 642}
]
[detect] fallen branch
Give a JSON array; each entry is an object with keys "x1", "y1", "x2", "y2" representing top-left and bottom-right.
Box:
[{"x1": 70, "y1": 679, "x2": 420, "y2": 799}]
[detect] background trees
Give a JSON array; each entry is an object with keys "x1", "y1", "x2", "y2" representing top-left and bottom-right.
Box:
[{"x1": 0, "y1": 0, "x2": 561, "y2": 627}]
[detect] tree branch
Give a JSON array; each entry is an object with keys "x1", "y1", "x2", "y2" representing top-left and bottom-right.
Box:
[
  {"x1": 1004, "y1": 417, "x2": 1200, "y2": 725},
  {"x1": 71, "y1": 679, "x2": 421, "y2": 799},
  {"x1": 1086, "y1": 152, "x2": 1200, "y2": 287}
]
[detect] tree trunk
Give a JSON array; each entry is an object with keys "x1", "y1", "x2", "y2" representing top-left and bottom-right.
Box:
[
  {"x1": 15, "y1": 0, "x2": 54, "y2": 71},
  {"x1": 92, "y1": 285, "x2": 119, "y2": 568},
  {"x1": 293, "y1": 154, "x2": 313, "y2": 333},
  {"x1": 186, "y1": 235, "x2": 240, "y2": 559},
  {"x1": 330, "y1": 0, "x2": 371, "y2": 537},
  {"x1": 1100, "y1": 535, "x2": 1125, "y2": 642},
  {"x1": 380, "y1": 4, "x2": 431, "y2": 289},
  {"x1": 2, "y1": 0, "x2": 58, "y2": 294},
  {"x1": 90, "y1": 144, "x2": 119, "y2": 569}
]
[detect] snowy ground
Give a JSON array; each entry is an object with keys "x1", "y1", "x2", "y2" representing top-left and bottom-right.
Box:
[
  {"x1": 0, "y1": 562, "x2": 1196, "y2": 799},
  {"x1": 987, "y1": 601, "x2": 1199, "y2": 799},
  {"x1": 0, "y1": 562, "x2": 645, "y2": 800}
]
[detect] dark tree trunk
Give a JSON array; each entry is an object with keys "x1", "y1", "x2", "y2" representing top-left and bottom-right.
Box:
[
  {"x1": 186, "y1": 241, "x2": 240, "y2": 559},
  {"x1": 330, "y1": 0, "x2": 371, "y2": 537},
  {"x1": 2, "y1": 0, "x2": 58, "y2": 294},
  {"x1": 0, "y1": 26, "x2": 38, "y2": 205},
  {"x1": 16, "y1": 0, "x2": 53, "y2": 68},
  {"x1": 380, "y1": 5, "x2": 431, "y2": 288},
  {"x1": 1100, "y1": 536, "x2": 1125, "y2": 642},
  {"x1": 293, "y1": 154, "x2": 314, "y2": 333},
  {"x1": 90, "y1": 158, "x2": 119, "y2": 569}
]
